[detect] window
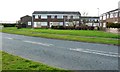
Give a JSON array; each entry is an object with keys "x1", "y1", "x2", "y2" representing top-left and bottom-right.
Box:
[
  {"x1": 34, "y1": 22, "x2": 41, "y2": 27},
  {"x1": 52, "y1": 22, "x2": 59, "y2": 26},
  {"x1": 28, "y1": 22, "x2": 31, "y2": 25},
  {"x1": 107, "y1": 14, "x2": 109, "y2": 19},
  {"x1": 41, "y1": 22, "x2": 47, "y2": 26},
  {"x1": 41, "y1": 15, "x2": 47, "y2": 19},
  {"x1": 73, "y1": 16, "x2": 79, "y2": 19},
  {"x1": 103, "y1": 15, "x2": 106, "y2": 20},
  {"x1": 67, "y1": 16, "x2": 71, "y2": 19},
  {"x1": 34, "y1": 22, "x2": 37, "y2": 27},
  {"x1": 100, "y1": 16, "x2": 102, "y2": 20},
  {"x1": 110, "y1": 13, "x2": 113, "y2": 18},
  {"x1": 114, "y1": 12, "x2": 118, "y2": 17},
  {"x1": 51, "y1": 15, "x2": 54, "y2": 18},
  {"x1": 37, "y1": 22, "x2": 41, "y2": 27},
  {"x1": 57, "y1": 15, "x2": 63, "y2": 19},
  {"x1": 35, "y1": 15, "x2": 38, "y2": 19},
  {"x1": 59, "y1": 22, "x2": 63, "y2": 26}
]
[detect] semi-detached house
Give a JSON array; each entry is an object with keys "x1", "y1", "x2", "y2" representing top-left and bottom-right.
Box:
[{"x1": 32, "y1": 11, "x2": 81, "y2": 28}]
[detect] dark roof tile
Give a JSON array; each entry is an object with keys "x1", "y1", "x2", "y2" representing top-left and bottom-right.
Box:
[{"x1": 32, "y1": 11, "x2": 81, "y2": 15}]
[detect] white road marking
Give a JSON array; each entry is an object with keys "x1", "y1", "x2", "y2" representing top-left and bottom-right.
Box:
[
  {"x1": 6, "y1": 37, "x2": 13, "y2": 40},
  {"x1": 23, "y1": 40, "x2": 53, "y2": 46},
  {"x1": 85, "y1": 49, "x2": 118, "y2": 55},
  {"x1": 70, "y1": 48, "x2": 120, "y2": 58},
  {"x1": 4, "y1": 37, "x2": 53, "y2": 47},
  {"x1": 4, "y1": 36, "x2": 119, "y2": 57}
]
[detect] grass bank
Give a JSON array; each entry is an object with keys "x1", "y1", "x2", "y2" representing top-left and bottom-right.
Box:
[
  {"x1": 1, "y1": 51, "x2": 69, "y2": 71},
  {"x1": 1, "y1": 27, "x2": 119, "y2": 45}
]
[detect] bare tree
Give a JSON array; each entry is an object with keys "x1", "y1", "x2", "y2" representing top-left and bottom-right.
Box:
[{"x1": 82, "y1": 11, "x2": 88, "y2": 16}]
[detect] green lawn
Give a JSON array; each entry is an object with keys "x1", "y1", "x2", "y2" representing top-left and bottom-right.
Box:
[
  {"x1": 0, "y1": 51, "x2": 2, "y2": 71},
  {"x1": 1, "y1": 51, "x2": 69, "y2": 72},
  {"x1": 1, "y1": 27, "x2": 119, "y2": 45}
]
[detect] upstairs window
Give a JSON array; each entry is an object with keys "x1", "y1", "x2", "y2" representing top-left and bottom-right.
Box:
[
  {"x1": 119, "y1": 12, "x2": 120, "y2": 17},
  {"x1": 114, "y1": 12, "x2": 118, "y2": 17},
  {"x1": 35, "y1": 15, "x2": 38, "y2": 19},
  {"x1": 41, "y1": 15, "x2": 47, "y2": 19},
  {"x1": 110, "y1": 13, "x2": 113, "y2": 18},
  {"x1": 100, "y1": 16, "x2": 102, "y2": 20},
  {"x1": 67, "y1": 16, "x2": 71, "y2": 19},
  {"x1": 107, "y1": 14, "x2": 109, "y2": 19},
  {"x1": 103, "y1": 15, "x2": 106, "y2": 20},
  {"x1": 51, "y1": 15, "x2": 54, "y2": 18},
  {"x1": 57, "y1": 15, "x2": 63, "y2": 19},
  {"x1": 73, "y1": 16, "x2": 79, "y2": 19}
]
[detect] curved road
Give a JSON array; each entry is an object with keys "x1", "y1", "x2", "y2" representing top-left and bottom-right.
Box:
[{"x1": 1, "y1": 33, "x2": 119, "y2": 70}]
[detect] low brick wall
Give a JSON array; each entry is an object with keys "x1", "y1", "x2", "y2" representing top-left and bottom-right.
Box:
[{"x1": 105, "y1": 28, "x2": 120, "y2": 34}]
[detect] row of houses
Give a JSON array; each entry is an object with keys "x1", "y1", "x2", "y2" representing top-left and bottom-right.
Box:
[
  {"x1": 100, "y1": 8, "x2": 120, "y2": 27},
  {"x1": 100, "y1": 1, "x2": 120, "y2": 28},
  {"x1": 19, "y1": 11, "x2": 99, "y2": 28},
  {"x1": 19, "y1": 1, "x2": 120, "y2": 29}
]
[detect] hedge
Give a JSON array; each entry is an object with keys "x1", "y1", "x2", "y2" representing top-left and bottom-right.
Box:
[{"x1": 106, "y1": 23, "x2": 120, "y2": 28}]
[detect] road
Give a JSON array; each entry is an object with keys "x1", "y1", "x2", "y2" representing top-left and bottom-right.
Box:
[{"x1": 1, "y1": 32, "x2": 119, "y2": 70}]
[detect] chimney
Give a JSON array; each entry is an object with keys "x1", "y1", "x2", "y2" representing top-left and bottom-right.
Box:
[{"x1": 118, "y1": 1, "x2": 120, "y2": 10}]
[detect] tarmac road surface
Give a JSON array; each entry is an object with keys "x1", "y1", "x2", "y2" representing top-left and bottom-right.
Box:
[{"x1": 1, "y1": 33, "x2": 119, "y2": 70}]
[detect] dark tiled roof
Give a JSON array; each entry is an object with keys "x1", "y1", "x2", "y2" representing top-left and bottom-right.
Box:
[
  {"x1": 101, "y1": 8, "x2": 118, "y2": 15},
  {"x1": 33, "y1": 11, "x2": 81, "y2": 15},
  {"x1": 81, "y1": 16, "x2": 99, "y2": 19},
  {"x1": 107, "y1": 8, "x2": 118, "y2": 13},
  {"x1": 21, "y1": 15, "x2": 32, "y2": 19}
]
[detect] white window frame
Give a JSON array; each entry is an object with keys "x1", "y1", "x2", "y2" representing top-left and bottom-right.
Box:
[
  {"x1": 41, "y1": 15, "x2": 47, "y2": 19},
  {"x1": 57, "y1": 15, "x2": 63, "y2": 19},
  {"x1": 35, "y1": 15, "x2": 38, "y2": 19},
  {"x1": 67, "y1": 16, "x2": 71, "y2": 19},
  {"x1": 34, "y1": 22, "x2": 37, "y2": 27},
  {"x1": 103, "y1": 15, "x2": 106, "y2": 20},
  {"x1": 107, "y1": 14, "x2": 109, "y2": 18},
  {"x1": 110, "y1": 13, "x2": 113, "y2": 18},
  {"x1": 73, "y1": 16, "x2": 79, "y2": 19},
  {"x1": 51, "y1": 15, "x2": 55, "y2": 18},
  {"x1": 40, "y1": 22, "x2": 47, "y2": 26},
  {"x1": 28, "y1": 22, "x2": 31, "y2": 25}
]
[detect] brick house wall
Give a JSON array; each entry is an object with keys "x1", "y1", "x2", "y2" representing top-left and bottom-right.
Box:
[
  {"x1": 20, "y1": 15, "x2": 32, "y2": 28},
  {"x1": 100, "y1": 8, "x2": 119, "y2": 27},
  {"x1": 32, "y1": 11, "x2": 81, "y2": 28}
]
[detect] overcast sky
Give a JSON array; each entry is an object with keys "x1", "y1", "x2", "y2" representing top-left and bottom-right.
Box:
[{"x1": 0, "y1": 0, "x2": 119, "y2": 22}]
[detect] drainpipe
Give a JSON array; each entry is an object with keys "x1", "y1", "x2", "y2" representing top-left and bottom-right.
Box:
[
  {"x1": 32, "y1": 14, "x2": 34, "y2": 29},
  {"x1": 63, "y1": 17, "x2": 65, "y2": 27}
]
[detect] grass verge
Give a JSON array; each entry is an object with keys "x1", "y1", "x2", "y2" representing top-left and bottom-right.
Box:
[
  {"x1": 1, "y1": 27, "x2": 119, "y2": 45},
  {"x1": 1, "y1": 51, "x2": 69, "y2": 72}
]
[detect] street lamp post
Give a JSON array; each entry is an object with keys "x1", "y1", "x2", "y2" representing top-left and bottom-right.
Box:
[
  {"x1": 97, "y1": 8, "x2": 99, "y2": 17},
  {"x1": 97, "y1": 8, "x2": 101, "y2": 27}
]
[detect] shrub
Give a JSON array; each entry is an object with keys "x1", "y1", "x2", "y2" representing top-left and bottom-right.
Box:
[
  {"x1": 51, "y1": 26, "x2": 58, "y2": 29},
  {"x1": 106, "y1": 23, "x2": 120, "y2": 28},
  {"x1": 58, "y1": 26, "x2": 65, "y2": 29},
  {"x1": 88, "y1": 26, "x2": 95, "y2": 30},
  {"x1": 2, "y1": 23, "x2": 16, "y2": 27},
  {"x1": 64, "y1": 26, "x2": 75, "y2": 30}
]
